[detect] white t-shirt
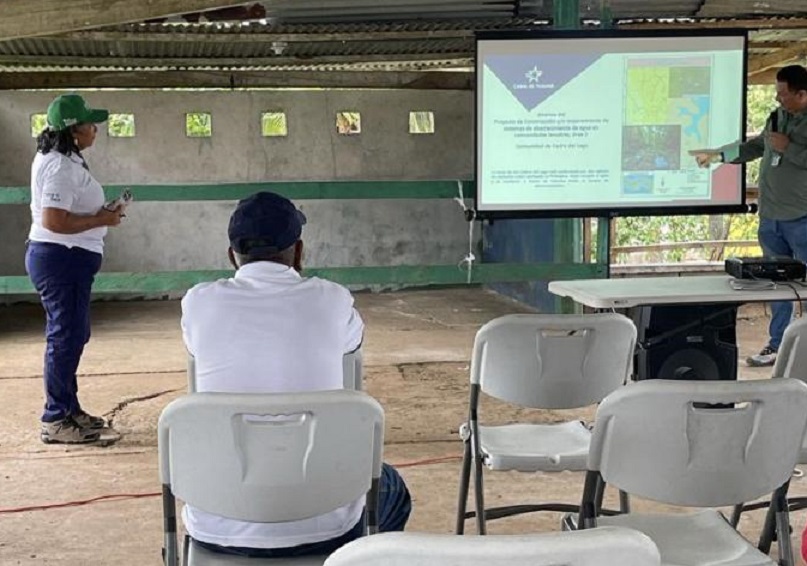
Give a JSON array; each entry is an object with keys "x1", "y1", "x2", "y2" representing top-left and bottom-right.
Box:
[
  {"x1": 180, "y1": 261, "x2": 365, "y2": 549},
  {"x1": 28, "y1": 151, "x2": 107, "y2": 254}
]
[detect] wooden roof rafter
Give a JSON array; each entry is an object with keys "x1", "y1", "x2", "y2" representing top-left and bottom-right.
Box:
[
  {"x1": 0, "y1": 0, "x2": 251, "y2": 41},
  {"x1": 747, "y1": 42, "x2": 807, "y2": 76}
]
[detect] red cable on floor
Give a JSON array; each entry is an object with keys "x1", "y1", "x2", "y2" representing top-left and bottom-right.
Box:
[
  {"x1": 393, "y1": 455, "x2": 462, "y2": 468},
  {"x1": 0, "y1": 492, "x2": 160, "y2": 514},
  {"x1": 0, "y1": 454, "x2": 462, "y2": 514}
]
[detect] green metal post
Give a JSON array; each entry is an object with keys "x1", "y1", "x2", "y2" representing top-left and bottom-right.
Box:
[
  {"x1": 600, "y1": 3, "x2": 613, "y2": 28},
  {"x1": 554, "y1": 0, "x2": 580, "y2": 29},
  {"x1": 596, "y1": 2, "x2": 613, "y2": 279},
  {"x1": 552, "y1": 0, "x2": 583, "y2": 313}
]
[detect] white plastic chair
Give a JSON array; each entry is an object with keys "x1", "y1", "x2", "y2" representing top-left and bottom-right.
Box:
[
  {"x1": 738, "y1": 316, "x2": 807, "y2": 548},
  {"x1": 456, "y1": 313, "x2": 637, "y2": 534},
  {"x1": 773, "y1": 316, "x2": 807, "y2": 390},
  {"x1": 322, "y1": 527, "x2": 660, "y2": 566},
  {"x1": 186, "y1": 350, "x2": 363, "y2": 392},
  {"x1": 158, "y1": 390, "x2": 384, "y2": 566},
  {"x1": 774, "y1": 318, "x2": 807, "y2": 472},
  {"x1": 728, "y1": 317, "x2": 807, "y2": 542},
  {"x1": 578, "y1": 378, "x2": 807, "y2": 566}
]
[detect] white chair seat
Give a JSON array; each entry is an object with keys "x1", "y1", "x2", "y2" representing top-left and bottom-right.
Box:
[
  {"x1": 456, "y1": 313, "x2": 637, "y2": 534},
  {"x1": 478, "y1": 420, "x2": 591, "y2": 472},
  {"x1": 598, "y1": 510, "x2": 775, "y2": 566},
  {"x1": 188, "y1": 539, "x2": 328, "y2": 566},
  {"x1": 323, "y1": 528, "x2": 661, "y2": 566}
]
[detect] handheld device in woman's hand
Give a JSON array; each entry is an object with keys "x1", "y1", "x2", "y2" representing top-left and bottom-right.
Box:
[{"x1": 104, "y1": 188, "x2": 133, "y2": 211}]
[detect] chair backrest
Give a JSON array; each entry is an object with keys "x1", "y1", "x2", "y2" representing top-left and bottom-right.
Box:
[
  {"x1": 158, "y1": 390, "x2": 384, "y2": 522},
  {"x1": 772, "y1": 317, "x2": 807, "y2": 462},
  {"x1": 187, "y1": 353, "x2": 197, "y2": 393},
  {"x1": 322, "y1": 528, "x2": 660, "y2": 566},
  {"x1": 471, "y1": 313, "x2": 636, "y2": 409},
  {"x1": 187, "y1": 350, "x2": 363, "y2": 392},
  {"x1": 773, "y1": 317, "x2": 807, "y2": 380},
  {"x1": 588, "y1": 378, "x2": 807, "y2": 507},
  {"x1": 342, "y1": 349, "x2": 364, "y2": 391}
]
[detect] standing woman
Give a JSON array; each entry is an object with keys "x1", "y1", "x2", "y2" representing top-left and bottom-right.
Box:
[{"x1": 26, "y1": 94, "x2": 125, "y2": 444}]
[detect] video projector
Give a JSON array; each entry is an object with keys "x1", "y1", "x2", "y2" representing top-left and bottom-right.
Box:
[{"x1": 725, "y1": 256, "x2": 807, "y2": 282}]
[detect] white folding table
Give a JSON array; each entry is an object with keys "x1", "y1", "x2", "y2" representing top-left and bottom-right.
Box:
[
  {"x1": 548, "y1": 274, "x2": 807, "y2": 309},
  {"x1": 548, "y1": 274, "x2": 807, "y2": 380}
]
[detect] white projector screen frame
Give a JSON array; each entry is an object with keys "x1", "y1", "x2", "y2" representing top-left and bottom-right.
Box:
[{"x1": 474, "y1": 29, "x2": 749, "y2": 219}]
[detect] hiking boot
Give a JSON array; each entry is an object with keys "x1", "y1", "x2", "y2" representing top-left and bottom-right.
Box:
[
  {"x1": 746, "y1": 345, "x2": 777, "y2": 367},
  {"x1": 72, "y1": 410, "x2": 106, "y2": 430},
  {"x1": 41, "y1": 417, "x2": 100, "y2": 444}
]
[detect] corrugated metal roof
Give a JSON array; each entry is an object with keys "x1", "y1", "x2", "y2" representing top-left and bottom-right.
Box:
[
  {"x1": 0, "y1": 59, "x2": 475, "y2": 73},
  {"x1": 0, "y1": 1, "x2": 805, "y2": 73},
  {"x1": 0, "y1": 18, "x2": 532, "y2": 71},
  {"x1": 103, "y1": 18, "x2": 540, "y2": 34},
  {"x1": 0, "y1": 36, "x2": 474, "y2": 60},
  {"x1": 240, "y1": 0, "x2": 716, "y2": 21},
  {"x1": 698, "y1": 0, "x2": 807, "y2": 18}
]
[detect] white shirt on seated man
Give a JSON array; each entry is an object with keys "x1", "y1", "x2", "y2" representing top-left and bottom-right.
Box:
[{"x1": 180, "y1": 191, "x2": 410, "y2": 558}]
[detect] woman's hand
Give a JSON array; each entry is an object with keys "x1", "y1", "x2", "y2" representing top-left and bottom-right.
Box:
[{"x1": 95, "y1": 206, "x2": 123, "y2": 227}]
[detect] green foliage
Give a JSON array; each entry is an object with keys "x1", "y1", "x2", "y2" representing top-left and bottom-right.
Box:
[
  {"x1": 30, "y1": 114, "x2": 47, "y2": 137},
  {"x1": 336, "y1": 112, "x2": 361, "y2": 134},
  {"x1": 261, "y1": 112, "x2": 287, "y2": 137},
  {"x1": 409, "y1": 111, "x2": 435, "y2": 134},
  {"x1": 108, "y1": 113, "x2": 135, "y2": 137},
  {"x1": 746, "y1": 85, "x2": 777, "y2": 132},
  {"x1": 615, "y1": 215, "x2": 709, "y2": 262},
  {"x1": 613, "y1": 84, "x2": 773, "y2": 264},
  {"x1": 745, "y1": 85, "x2": 777, "y2": 185},
  {"x1": 186, "y1": 112, "x2": 212, "y2": 137}
]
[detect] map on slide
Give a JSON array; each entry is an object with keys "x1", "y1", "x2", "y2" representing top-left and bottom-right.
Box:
[{"x1": 622, "y1": 60, "x2": 711, "y2": 198}]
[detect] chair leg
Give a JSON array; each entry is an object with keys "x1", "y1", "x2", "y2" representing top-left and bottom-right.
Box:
[
  {"x1": 774, "y1": 482, "x2": 794, "y2": 566},
  {"x1": 758, "y1": 502, "x2": 776, "y2": 555},
  {"x1": 455, "y1": 438, "x2": 472, "y2": 535},
  {"x1": 365, "y1": 477, "x2": 380, "y2": 535},
  {"x1": 162, "y1": 486, "x2": 179, "y2": 566},
  {"x1": 182, "y1": 535, "x2": 190, "y2": 566},
  {"x1": 618, "y1": 490, "x2": 631, "y2": 513},
  {"x1": 466, "y1": 384, "x2": 487, "y2": 536},
  {"x1": 776, "y1": 507, "x2": 795, "y2": 566},
  {"x1": 472, "y1": 448, "x2": 487, "y2": 535},
  {"x1": 578, "y1": 471, "x2": 601, "y2": 529},
  {"x1": 594, "y1": 475, "x2": 605, "y2": 515},
  {"x1": 759, "y1": 481, "x2": 790, "y2": 556},
  {"x1": 730, "y1": 504, "x2": 744, "y2": 528}
]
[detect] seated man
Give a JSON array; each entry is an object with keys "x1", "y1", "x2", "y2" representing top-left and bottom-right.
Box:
[{"x1": 180, "y1": 191, "x2": 411, "y2": 558}]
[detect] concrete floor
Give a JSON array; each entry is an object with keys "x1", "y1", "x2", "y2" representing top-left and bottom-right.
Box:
[{"x1": 0, "y1": 288, "x2": 805, "y2": 565}]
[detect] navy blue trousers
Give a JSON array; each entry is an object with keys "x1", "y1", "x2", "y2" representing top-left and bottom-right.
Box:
[
  {"x1": 196, "y1": 463, "x2": 412, "y2": 558},
  {"x1": 25, "y1": 242, "x2": 102, "y2": 423}
]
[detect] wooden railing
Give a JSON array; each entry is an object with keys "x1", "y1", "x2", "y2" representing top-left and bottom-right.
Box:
[{"x1": 587, "y1": 185, "x2": 761, "y2": 267}]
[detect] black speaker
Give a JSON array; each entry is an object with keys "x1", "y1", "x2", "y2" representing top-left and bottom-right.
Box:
[{"x1": 633, "y1": 304, "x2": 738, "y2": 381}]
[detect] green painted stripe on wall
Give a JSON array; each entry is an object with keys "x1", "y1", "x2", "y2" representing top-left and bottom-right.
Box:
[
  {"x1": 0, "y1": 181, "x2": 475, "y2": 204},
  {"x1": 0, "y1": 263, "x2": 603, "y2": 294}
]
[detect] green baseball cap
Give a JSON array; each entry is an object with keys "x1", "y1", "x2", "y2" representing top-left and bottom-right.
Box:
[{"x1": 46, "y1": 94, "x2": 109, "y2": 131}]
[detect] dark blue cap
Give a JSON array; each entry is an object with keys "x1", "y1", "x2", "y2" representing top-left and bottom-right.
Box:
[{"x1": 228, "y1": 192, "x2": 307, "y2": 256}]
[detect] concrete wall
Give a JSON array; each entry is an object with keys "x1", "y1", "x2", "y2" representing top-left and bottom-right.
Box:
[{"x1": 0, "y1": 90, "x2": 475, "y2": 280}]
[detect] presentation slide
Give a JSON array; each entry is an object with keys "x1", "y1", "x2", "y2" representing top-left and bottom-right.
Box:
[{"x1": 476, "y1": 32, "x2": 746, "y2": 215}]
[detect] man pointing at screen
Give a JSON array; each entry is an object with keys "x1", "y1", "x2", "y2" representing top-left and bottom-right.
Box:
[{"x1": 692, "y1": 64, "x2": 807, "y2": 367}]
